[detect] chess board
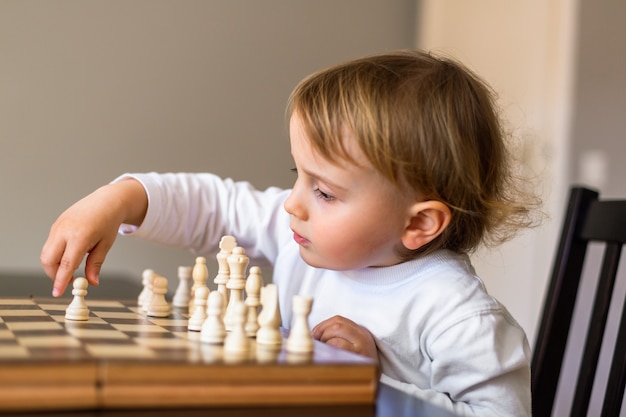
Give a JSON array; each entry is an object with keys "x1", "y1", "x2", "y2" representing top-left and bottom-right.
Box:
[{"x1": 0, "y1": 297, "x2": 378, "y2": 413}]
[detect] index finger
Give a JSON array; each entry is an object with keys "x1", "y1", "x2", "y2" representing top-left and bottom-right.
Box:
[{"x1": 41, "y1": 240, "x2": 86, "y2": 297}]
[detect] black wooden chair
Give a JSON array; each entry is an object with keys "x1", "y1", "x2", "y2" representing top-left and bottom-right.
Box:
[{"x1": 532, "y1": 186, "x2": 626, "y2": 417}]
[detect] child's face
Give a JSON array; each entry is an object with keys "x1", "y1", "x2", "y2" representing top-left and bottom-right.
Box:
[{"x1": 284, "y1": 113, "x2": 413, "y2": 270}]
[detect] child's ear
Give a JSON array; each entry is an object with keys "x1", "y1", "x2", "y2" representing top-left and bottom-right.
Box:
[{"x1": 401, "y1": 201, "x2": 451, "y2": 251}]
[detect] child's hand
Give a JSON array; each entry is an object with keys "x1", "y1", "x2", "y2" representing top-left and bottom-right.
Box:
[
  {"x1": 311, "y1": 315, "x2": 379, "y2": 362},
  {"x1": 40, "y1": 179, "x2": 147, "y2": 297}
]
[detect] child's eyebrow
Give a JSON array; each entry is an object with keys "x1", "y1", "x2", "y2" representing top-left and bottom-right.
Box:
[{"x1": 298, "y1": 166, "x2": 349, "y2": 193}]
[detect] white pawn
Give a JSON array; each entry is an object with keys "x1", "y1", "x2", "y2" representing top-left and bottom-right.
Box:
[
  {"x1": 147, "y1": 275, "x2": 170, "y2": 318},
  {"x1": 173, "y1": 266, "x2": 192, "y2": 308},
  {"x1": 256, "y1": 284, "x2": 283, "y2": 347},
  {"x1": 188, "y1": 286, "x2": 209, "y2": 332},
  {"x1": 201, "y1": 290, "x2": 226, "y2": 344},
  {"x1": 65, "y1": 277, "x2": 90, "y2": 321},
  {"x1": 286, "y1": 295, "x2": 314, "y2": 354},
  {"x1": 138, "y1": 269, "x2": 156, "y2": 311},
  {"x1": 189, "y1": 257, "x2": 209, "y2": 314},
  {"x1": 244, "y1": 266, "x2": 263, "y2": 337},
  {"x1": 224, "y1": 301, "x2": 250, "y2": 355}
]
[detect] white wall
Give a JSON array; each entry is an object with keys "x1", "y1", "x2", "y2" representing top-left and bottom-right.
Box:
[{"x1": 0, "y1": 0, "x2": 415, "y2": 293}]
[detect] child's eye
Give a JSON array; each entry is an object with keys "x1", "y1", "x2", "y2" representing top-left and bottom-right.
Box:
[{"x1": 314, "y1": 187, "x2": 335, "y2": 201}]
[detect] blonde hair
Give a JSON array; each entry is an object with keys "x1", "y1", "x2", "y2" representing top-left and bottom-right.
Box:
[{"x1": 287, "y1": 50, "x2": 540, "y2": 258}]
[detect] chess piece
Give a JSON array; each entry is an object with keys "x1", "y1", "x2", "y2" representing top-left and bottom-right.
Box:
[
  {"x1": 244, "y1": 266, "x2": 263, "y2": 337},
  {"x1": 256, "y1": 283, "x2": 282, "y2": 347},
  {"x1": 65, "y1": 277, "x2": 89, "y2": 321},
  {"x1": 286, "y1": 295, "x2": 314, "y2": 354},
  {"x1": 173, "y1": 266, "x2": 192, "y2": 308},
  {"x1": 224, "y1": 247, "x2": 248, "y2": 331},
  {"x1": 147, "y1": 275, "x2": 170, "y2": 318},
  {"x1": 189, "y1": 256, "x2": 209, "y2": 314},
  {"x1": 256, "y1": 343, "x2": 281, "y2": 364},
  {"x1": 214, "y1": 235, "x2": 237, "y2": 305},
  {"x1": 138, "y1": 269, "x2": 156, "y2": 311},
  {"x1": 188, "y1": 286, "x2": 209, "y2": 332},
  {"x1": 223, "y1": 300, "x2": 250, "y2": 355},
  {"x1": 201, "y1": 290, "x2": 227, "y2": 344}
]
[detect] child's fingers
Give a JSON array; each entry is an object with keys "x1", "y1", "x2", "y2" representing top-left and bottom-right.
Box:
[{"x1": 84, "y1": 242, "x2": 113, "y2": 287}]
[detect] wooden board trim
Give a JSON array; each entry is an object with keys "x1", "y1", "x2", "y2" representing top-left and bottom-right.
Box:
[{"x1": 100, "y1": 382, "x2": 378, "y2": 407}]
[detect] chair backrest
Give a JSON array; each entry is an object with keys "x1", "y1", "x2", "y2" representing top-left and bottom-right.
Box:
[{"x1": 531, "y1": 186, "x2": 626, "y2": 417}]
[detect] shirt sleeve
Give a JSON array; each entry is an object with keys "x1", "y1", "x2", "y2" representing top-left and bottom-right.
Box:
[{"x1": 113, "y1": 172, "x2": 292, "y2": 264}]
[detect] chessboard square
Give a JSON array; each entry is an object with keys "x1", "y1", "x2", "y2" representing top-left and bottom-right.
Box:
[
  {"x1": 94, "y1": 311, "x2": 143, "y2": 320},
  {"x1": 53, "y1": 315, "x2": 107, "y2": 325},
  {"x1": 28, "y1": 346, "x2": 90, "y2": 360},
  {"x1": 49, "y1": 310, "x2": 73, "y2": 320},
  {"x1": 86, "y1": 338, "x2": 137, "y2": 346},
  {"x1": 86, "y1": 344, "x2": 156, "y2": 359},
  {"x1": 159, "y1": 326, "x2": 190, "y2": 336},
  {"x1": 0, "y1": 329, "x2": 14, "y2": 339},
  {"x1": 19, "y1": 335, "x2": 82, "y2": 348},
  {"x1": 38, "y1": 303, "x2": 67, "y2": 311},
  {"x1": 130, "y1": 330, "x2": 181, "y2": 340},
  {"x1": 166, "y1": 309, "x2": 188, "y2": 318},
  {"x1": 65, "y1": 322, "x2": 116, "y2": 331},
  {"x1": 103, "y1": 318, "x2": 153, "y2": 326},
  {"x1": 86, "y1": 300, "x2": 126, "y2": 308},
  {"x1": 66, "y1": 328, "x2": 129, "y2": 339},
  {"x1": 2, "y1": 315, "x2": 55, "y2": 323},
  {"x1": 13, "y1": 330, "x2": 69, "y2": 339},
  {"x1": 0, "y1": 345, "x2": 29, "y2": 358},
  {"x1": 149, "y1": 318, "x2": 188, "y2": 327},
  {"x1": 6, "y1": 322, "x2": 63, "y2": 331},
  {"x1": 0, "y1": 298, "x2": 36, "y2": 305},
  {"x1": 186, "y1": 331, "x2": 201, "y2": 342},
  {"x1": 110, "y1": 324, "x2": 168, "y2": 333},
  {"x1": 134, "y1": 337, "x2": 192, "y2": 349},
  {"x1": 0, "y1": 309, "x2": 48, "y2": 317}
]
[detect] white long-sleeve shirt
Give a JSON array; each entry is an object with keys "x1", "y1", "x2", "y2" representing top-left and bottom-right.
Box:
[{"x1": 117, "y1": 172, "x2": 531, "y2": 417}]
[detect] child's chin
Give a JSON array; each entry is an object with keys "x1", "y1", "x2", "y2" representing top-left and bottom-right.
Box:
[
  {"x1": 298, "y1": 249, "x2": 354, "y2": 271},
  {"x1": 298, "y1": 249, "x2": 326, "y2": 269}
]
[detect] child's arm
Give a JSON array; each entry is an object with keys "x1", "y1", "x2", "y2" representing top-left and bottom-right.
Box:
[{"x1": 40, "y1": 178, "x2": 148, "y2": 297}]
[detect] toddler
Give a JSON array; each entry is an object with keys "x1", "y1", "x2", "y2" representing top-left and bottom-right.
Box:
[{"x1": 41, "y1": 50, "x2": 539, "y2": 416}]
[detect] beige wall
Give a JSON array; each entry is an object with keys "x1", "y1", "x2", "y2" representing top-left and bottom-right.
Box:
[
  {"x1": 0, "y1": 1, "x2": 415, "y2": 292},
  {"x1": 416, "y1": 0, "x2": 580, "y2": 343}
]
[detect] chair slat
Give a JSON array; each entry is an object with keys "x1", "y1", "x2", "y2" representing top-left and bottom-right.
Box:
[
  {"x1": 531, "y1": 187, "x2": 598, "y2": 417},
  {"x1": 532, "y1": 186, "x2": 626, "y2": 417},
  {"x1": 570, "y1": 243, "x2": 622, "y2": 417},
  {"x1": 601, "y1": 294, "x2": 626, "y2": 416}
]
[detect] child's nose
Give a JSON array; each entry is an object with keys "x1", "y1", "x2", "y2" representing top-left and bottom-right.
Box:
[{"x1": 284, "y1": 187, "x2": 308, "y2": 221}]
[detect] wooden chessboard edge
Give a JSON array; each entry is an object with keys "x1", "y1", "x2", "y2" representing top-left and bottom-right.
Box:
[
  {"x1": 0, "y1": 362, "x2": 98, "y2": 384},
  {"x1": 99, "y1": 362, "x2": 378, "y2": 384},
  {"x1": 100, "y1": 382, "x2": 377, "y2": 408},
  {"x1": 0, "y1": 385, "x2": 97, "y2": 411}
]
